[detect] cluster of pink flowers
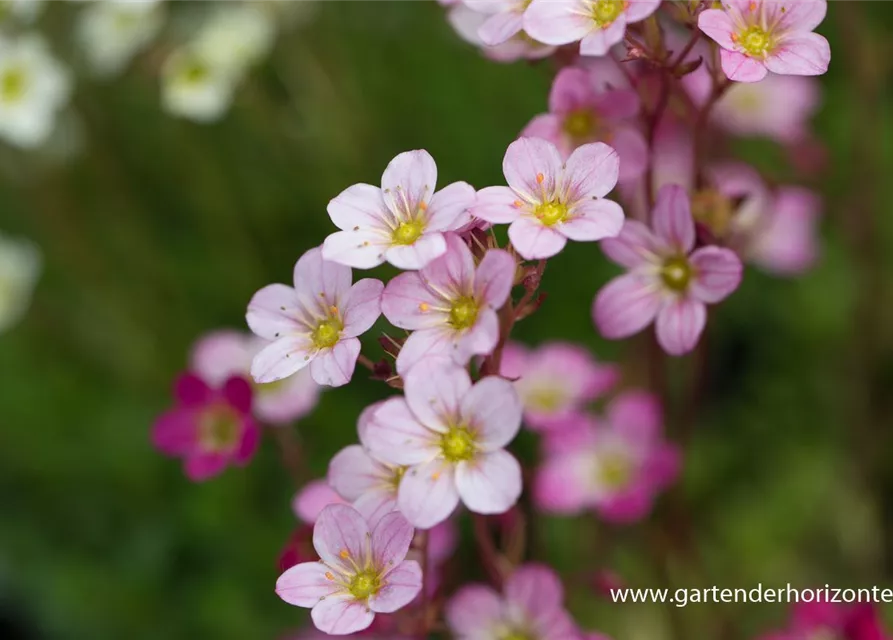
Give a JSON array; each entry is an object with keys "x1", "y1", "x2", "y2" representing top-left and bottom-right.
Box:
[{"x1": 150, "y1": 1, "x2": 847, "y2": 637}]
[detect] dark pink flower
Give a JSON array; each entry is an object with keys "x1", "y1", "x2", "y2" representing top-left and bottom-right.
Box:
[
  {"x1": 152, "y1": 373, "x2": 259, "y2": 481},
  {"x1": 759, "y1": 601, "x2": 890, "y2": 640}
]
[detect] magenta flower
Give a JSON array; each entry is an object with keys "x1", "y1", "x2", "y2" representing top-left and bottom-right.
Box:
[
  {"x1": 322, "y1": 150, "x2": 476, "y2": 270},
  {"x1": 759, "y1": 601, "x2": 890, "y2": 640},
  {"x1": 152, "y1": 373, "x2": 259, "y2": 481},
  {"x1": 276, "y1": 504, "x2": 422, "y2": 636},
  {"x1": 500, "y1": 341, "x2": 618, "y2": 431},
  {"x1": 246, "y1": 247, "x2": 383, "y2": 387},
  {"x1": 524, "y1": 0, "x2": 661, "y2": 56},
  {"x1": 191, "y1": 330, "x2": 321, "y2": 425},
  {"x1": 445, "y1": 564, "x2": 579, "y2": 640},
  {"x1": 698, "y1": 0, "x2": 830, "y2": 83},
  {"x1": 328, "y1": 402, "x2": 409, "y2": 526},
  {"x1": 472, "y1": 137, "x2": 624, "y2": 260},
  {"x1": 522, "y1": 66, "x2": 647, "y2": 182},
  {"x1": 593, "y1": 184, "x2": 743, "y2": 356},
  {"x1": 363, "y1": 358, "x2": 523, "y2": 528},
  {"x1": 534, "y1": 392, "x2": 681, "y2": 523},
  {"x1": 381, "y1": 233, "x2": 515, "y2": 375}
]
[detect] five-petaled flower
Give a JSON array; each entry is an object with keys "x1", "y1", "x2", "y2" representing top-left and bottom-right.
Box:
[
  {"x1": 363, "y1": 358, "x2": 523, "y2": 528},
  {"x1": 381, "y1": 233, "x2": 516, "y2": 375},
  {"x1": 524, "y1": 0, "x2": 661, "y2": 57},
  {"x1": 593, "y1": 184, "x2": 743, "y2": 356},
  {"x1": 323, "y1": 150, "x2": 477, "y2": 270},
  {"x1": 276, "y1": 504, "x2": 422, "y2": 636},
  {"x1": 698, "y1": 0, "x2": 830, "y2": 83},
  {"x1": 152, "y1": 373, "x2": 259, "y2": 481},
  {"x1": 472, "y1": 137, "x2": 624, "y2": 260},
  {"x1": 246, "y1": 246, "x2": 383, "y2": 387}
]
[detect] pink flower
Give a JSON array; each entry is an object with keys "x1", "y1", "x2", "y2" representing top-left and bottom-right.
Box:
[
  {"x1": 152, "y1": 373, "x2": 259, "y2": 481},
  {"x1": 327, "y1": 402, "x2": 409, "y2": 526},
  {"x1": 445, "y1": 563, "x2": 580, "y2": 640},
  {"x1": 246, "y1": 246, "x2": 383, "y2": 387},
  {"x1": 500, "y1": 341, "x2": 618, "y2": 431},
  {"x1": 191, "y1": 330, "x2": 321, "y2": 425},
  {"x1": 322, "y1": 150, "x2": 476, "y2": 270},
  {"x1": 363, "y1": 358, "x2": 523, "y2": 528},
  {"x1": 523, "y1": 66, "x2": 647, "y2": 182},
  {"x1": 381, "y1": 233, "x2": 515, "y2": 375},
  {"x1": 593, "y1": 184, "x2": 743, "y2": 356},
  {"x1": 524, "y1": 0, "x2": 661, "y2": 57},
  {"x1": 449, "y1": 3, "x2": 556, "y2": 62},
  {"x1": 698, "y1": 0, "x2": 830, "y2": 83},
  {"x1": 276, "y1": 504, "x2": 422, "y2": 636},
  {"x1": 292, "y1": 479, "x2": 348, "y2": 524},
  {"x1": 534, "y1": 392, "x2": 680, "y2": 523},
  {"x1": 747, "y1": 186, "x2": 821, "y2": 275},
  {"x1": 472, "y1": 137, "x2": 624, "y2": 260},
  {"x1": 759, "y1": 601, "x2": 890, "y2": 640}
]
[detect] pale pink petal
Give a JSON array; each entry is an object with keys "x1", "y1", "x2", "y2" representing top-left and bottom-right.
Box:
[
  {"x1": 563, "y1": 141, "x2": 620, "y2": 200},
  {"x1": 607, "y1": 391, "x2": 662, "y2": 443},
  {"x1": 313, "y1": 504, "x2": 371, "y2": 572},
  {"x1": 327, "y1": 183, "x2": 389, "y2": 231},
  {"x1": 250, "y1": 336, "x2": 315, "y2": 384},
  {"x1": 593, "y1": 274, "x2": 661, "y2": 340},
  {"x1": 502, "y1": 137, "x2": 563, "y2": 202},
  {"x1": 765, "y1": 33, "x2": 830, "y2": 77},
  {"x1": 697, "y1": 8, "x2": 737, "y2": 49},
  {"x1": 370, "y1": 510, "x2": 415, "y2": 569},
  {"x1": 454, "y1": 307, "x2": 501, "y2": 364},
  {"x1": 445, "y1": 585, "x2": 504, "y2": 635},
  {"x1": 381, "y1": 273, "x2": 446, "y2": 331},
  {"x1": 720, "y1": 49, "x2": 768, "y2": 83},
  {"x1": 508, "y1": 218, "x2": 567, "y2": 260},
  {"x1": 478, "y1": 11, "x2": 524, "y2": 46},
  {"x1": 504, "y1": 564, "x2": 564, "y2": 618},
  {"x1": 423, "y1": 233, "x2": 476, "y2": 294},
  {"x1": 461, "y1": 376, "x2": 522, "y2": 450},
  {"x1": 294, "y1": 480, "x2": 345, "y2": 523},
  {"x1": 311, "y1": 594, "x2": 375, "y2": 636},
  {"x1": 455, "y1": 449, "x2": 522, "y2": 514},
  {"x1": 593, "y1": 89, "x2": 640, "y2": 121},
  {"x1": 394, "y1": 327, "x2": 455, "y2": 377},
  {"x1": 471, "y1": 186, "x2": 523, "y2": 224},
  {"x1": 184, "y1": 452, "x2": 228, "y2": 481},
  {"x1": 371, "y1": 560, "x2": 423, "y2": 613},
  {"x1": 522, "y1": 114, "x2": 565, "y2": 154},
  {"x1": 357, "y1": 401, "x2": 385, "y2": 450},
  {"x1": 561, "y1": 198, "x2": 624, "y2": 241},
  {"x1": 524, "y1": 0, "x2": 593, "y2": 46},
  {"x1": 255, "y1": 367, "x2": 321, "y2": 425},
  {"x1": 534, "y1": 452, "x2": 594, "y2": 514},
  {"x1": 773, "y1": 0, "x2": 827, "y2": 34},
  {"x1": 381, "y1": 150, "x2": 438, "y2": 217},
  {"x1": 689, "y1": 246, "x2": 742, "y2": 303},
  {"x1": 548, "y1": 67, "x2": 594, "y2": 114},
  {"x1": 426, "y1": 182, "x2": 477, "y2": 232},
  {"x1": 398, "y1": 459, "x2": 461, "y2": 528},
  {"x1": 600, "y1": 219, "x2": 660, "y2": 268},
  {"x1": 294, "y1": 246, "x2": 352, "y2": 304},
  {"x1": 652, "y1": 184, "x2": 695, "y2": 252},
  {"x1": 190, "y1": 331, "x2": 251, "y2": 384},
  {"x1": 474, "y1": 249, "x2": 516, "y2": 308},
  {"x1": 322, "y1": 229, "x2": 388, "y2": 270},
  {"x1": 655, "y1": 298, "x2": 707, "y2": 356},
  {"x1": 385, "y1": 232, "x2": 448, "y2": 270},
  {"x1": 404, "y1": 358, "x2": 472, "y2": 432},
  {"x1": 364, "y1": 397, "x2": 441, "y2": 465},
  {"x1": 341, "y1": 278, "x2": 384, "y2": 337},
  {"x1": 246, "y1": 284, "x2": 301, "y2": 340},
  {"x1": 610, "y1": 126, "x2": 649, "y2": 182},
  {"x1": 579, "y1": 18, "x2": 626, "y2": 57},
  {"x1": 624, "y1": 0, "x2": 661, "y2": 21},
  {"x1": 352, "y1": 489, "x2": 397, "y2": 527},
  {"x1": 328, "y1": 445, "x2": 387, "y2": 502},
  {"x1": 276, "y1": 561, "x2": 342, "y2": 607},
  {"x1": 309, "y1": 338, "x2": 360, "y2": 387},
  {"x1": 752, "y1": 186, "x2": 820, "y2": 274}
]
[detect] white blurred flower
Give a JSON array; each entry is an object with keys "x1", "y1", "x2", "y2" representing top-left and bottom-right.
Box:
[
  {"x1": 193, "y1": 3, "x2": 276, "y2": 76},
  {"x1": 0, "y1": 0, "x2": 45, "y2": 24},
  {"x1": 0, "y1": 232, "x2": 40, "y2": 333},
  {"x1": 77, "y1": 0, "x2": 165, "y2": 78},
  {"x1": 0, "y1": 35, "x2": 71, "y2": 149},
  {"x1": 160, "y1": 47, "x2": 236, "y2": 123}
]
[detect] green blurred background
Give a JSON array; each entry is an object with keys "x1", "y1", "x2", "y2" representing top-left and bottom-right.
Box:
[{"x1": 2, "y1": 2, "x2": 893, "y2": 639}]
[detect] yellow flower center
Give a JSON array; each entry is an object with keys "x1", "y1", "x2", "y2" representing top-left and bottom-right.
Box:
[
  {"x1": 1, "y1": 67, "x2": 26, "y2": 102},
  {"x1": 312, "y1": 318, "x2": 342, "y2": 349},
  {"x1": 441, "y1": 425, "x2": 476, "y2": 462},
  {"x1": 500, "y1": 632, "x2": 534, "y2": 640},
  {"x1": 591, "y1": 0, "x2": 625, "y2": 26},
  {"x1": 690, "y1": 188, "x2": 734, "y2": 239},
  {"x1": 526, "y1": 387, "x2": 565, "y2": 412},
  {"x1": 393, "y1": 219, "x2": 425, "y2": 245},
  {"x1": 660, "y1": 256, "x2": 692, "y2": 292},
  {"x1": 179, "y1": 60, "x2": 209, "y2": 85},
  {"x1": 348, "y1": 570, "x2": 381, "y2": 600},
  {"x1": 563, "y1": 109, "x2": 597, "y2": 142},
  {"x1": 737, "y1": 26, "x2": 772, "y2": 57},
  {"x1": 198, "y1": 405, "x2": 241, "y2": 453},
  {"x1": 534, "y1": 201, "x2": 568, "y2": 226},
  {"x1": 390, "y1": 465, "x2": 407, "y2": 489},
  {"x1": 449, "y1": 296, "x2": 479, "y2": 330},
  {"x1": 598, "y1": 454, "x2": 633, "y2": 489}
]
